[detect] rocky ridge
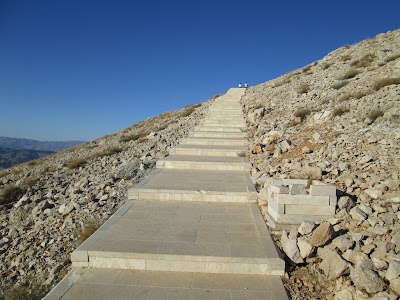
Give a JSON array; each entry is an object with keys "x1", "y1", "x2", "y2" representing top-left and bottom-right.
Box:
[
  {"x1": 0, "y1": 100, "x2": 214, "y2": 298},
  {"x1": 241, "y1": 29, "x2": 400, "y2": 299}
]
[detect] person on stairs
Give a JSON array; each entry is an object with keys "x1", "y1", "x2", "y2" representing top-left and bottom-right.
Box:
[{"x1": 244, "y1": 82, "x2": 248, "y2": 88}]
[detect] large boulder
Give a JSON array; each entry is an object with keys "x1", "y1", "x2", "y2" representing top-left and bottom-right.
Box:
[
  {"x1": 319, "y1": 249, "x2": 349, "y2": 279},
  {"x1": 281, "y1": 230, "x2": 303, "y2": 264},
  {"x1": 310, "y1": 222, "x2": 334, "y2": 247},
  {"x1": 350, "y1": 260, "x2": 386, "y2": 294}
]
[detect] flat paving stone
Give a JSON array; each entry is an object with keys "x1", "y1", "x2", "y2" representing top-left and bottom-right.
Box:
[
  {"x1": 45, "y1": 268, "x2": 288, "y2": 300},
  {"x1": 137, "y1": 169, "x2": 253, "y2": 193},
  {"x1": 73, "y1": 201, "x2": 279, "y2": 260},
  {"x1": 159, "y1": 155, "x2": 248, "y2": 163}
]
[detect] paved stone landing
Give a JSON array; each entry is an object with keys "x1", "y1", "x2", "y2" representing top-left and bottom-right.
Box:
[
  {"x1": 45, "y1": 88, "x2": 287, "y2": 299},
  {"x1": 47, "y1": 269, "x2": 288, "y2": 300}
]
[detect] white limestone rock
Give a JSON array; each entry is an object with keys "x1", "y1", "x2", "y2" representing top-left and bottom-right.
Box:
[
  {"x1": 350, "y1": 260, "x2": 386, "y2": 294},
  {"x1": 298, "y1": 221, "x2": 315, "y2": 235},
  {"x1": 281, "y1": 230, "x2": 303, "y2": 264},
  {"x1": 319, "y1": 250, "x2": 349, "y2": 279}
]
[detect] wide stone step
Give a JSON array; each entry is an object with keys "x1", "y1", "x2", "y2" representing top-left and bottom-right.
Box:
[
  {"x1": 195, "y1": 126, "x2": 244, "y2": 132},
  {"x1": 156, "y1": 155, "x2": 251, "y2": 171},
  {"x1": 169, "y1": 145, "x2": 247, "y2": 157},
  {"x1": 128, "y1": 169, "x2": 257, "y2": 202},
  {"x1": 190, "y1": 131, "x2": 247, "y2": 138},
  {"x1": 205, "y1": 118, "x2": 244, "y2": 122},
  {"x1": 45, "y1": 268, "x2": 288, "y2": 299},
  {"x1": 202, "y1": 122, "x2": 246, "y2": 127},
  {"x1": 70, "y1": 201, "x2": 284, "y2": 276},
  {"x1": 182, "y1": 137, "x2": 247, "y2": 146}
]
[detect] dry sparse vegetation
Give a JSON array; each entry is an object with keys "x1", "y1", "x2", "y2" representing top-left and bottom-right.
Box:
[
  {"x1": 367, "y1": 109, "x2": 384, "y2": 123},
  {"x1": 331, "y1": 81, "x2": 349, "y2": 90},
  {"x1": 350, "y1": 53, "x2": 375, "y2": 68},
  {"x1": 274, "y1": 77, "x2": 291, "y2": 87},
  {"x1": 338, "y1": 91, "x2": 367, "y2": 102},
  {"x1": 120, "y1": 131, "x2": 148, "y2": 143},
  {"x1": 384, "y1": 53, "x2": 400, "y2": 62},
  {"x1": 90, "y1": 147, "x2": 122, "y2": 160},
  {"x1": 66, "y1": 158, "x2": 87, "y2": 169},
  {"x1": 0, "y1": 185, "x2": 25, "y2": 205},
  {"x1": 11, "y1": 168, "x2": 23, "y2": 175},
  {"x1": 340, "y1": 54, "x2": 351, "y2": 61},
  {"x1": 373, "y1": 77, "x2": 400, "y2": 91},
  {"x1": 298, "y1": 83, "x2": 310, "y2": 94},
  {"x1": 332, "y1": 106, "x2": 350, "y2": 117},
  {"x1": 136, "y1": 137, "x2": 148, "y2": 144},
  {"x1": 340, "y1": 68, "x2": 360, "y2": 80},
  {"x1": 302, "y1": 65, "x2": 312, "y2": 73},
  {"x1": 294, "y1": 108, "x2": 311, "y2": 122},
  {"x1": 322, "y1": 63, "x2": 332, "y2": 70},
  {"x1": 41, "y1": 165, "x2": 57, "y2": 174}
]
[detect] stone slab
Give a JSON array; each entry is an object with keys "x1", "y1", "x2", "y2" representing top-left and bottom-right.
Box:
[
  {"x1": 128, "y1": 169, "x2": 257, "y2": 202},
  {"x1": 156, "y1": 155, "x2": 251, "y2": 171},
  {"x1": 71, "y1": 201, "x2": 284, "y2": 275},
  {"x1": 44, "y1": 268, "x2": 289, "y2": 300},
  {"x1": 182, "y1": 137, "x2": 247, "y2": 146}
]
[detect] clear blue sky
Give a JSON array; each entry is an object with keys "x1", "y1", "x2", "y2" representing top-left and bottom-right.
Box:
[{"x1": 1, "y1": 0, "x2": 399, "y2": 141}]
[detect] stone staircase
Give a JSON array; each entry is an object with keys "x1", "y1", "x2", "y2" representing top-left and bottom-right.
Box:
[{"x1": 45, "y1": 88, "x2": 288, "y2": 299}]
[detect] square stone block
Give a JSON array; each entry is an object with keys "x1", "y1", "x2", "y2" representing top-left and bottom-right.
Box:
[
  {"x1": 269, "y1": 185, "x2": 289, "y2": 194},
  {"x1": 284, "y1": 204, "x2": 335, "y2": 216},
  {"x1": 310, "y1": 184, "x2": 336, "y2": 196},
  {"x1": 276, "y1": 194, "x2": 330, "y2": 205},
  {"x1": 329, "y1": 196, "x2": 337, "y2": 206},
  {"x1": 289, "y1": 184, "x2": 307, "y2": 195}
]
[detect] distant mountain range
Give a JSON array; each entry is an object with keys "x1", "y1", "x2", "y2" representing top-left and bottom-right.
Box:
[
  {"x1": 0, "y1": 136, "x2": 85, "y2": 152},
  {"x1": 0, "y1": 136, "x2": 85, "y2": 170},
  {"x1": 0, "y1": 147, "x2": 54, "y2": 169}
]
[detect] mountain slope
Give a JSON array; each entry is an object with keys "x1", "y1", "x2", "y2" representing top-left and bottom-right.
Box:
[{"x1": 241, "y1": 29, "x2": 400, "y2": 298}]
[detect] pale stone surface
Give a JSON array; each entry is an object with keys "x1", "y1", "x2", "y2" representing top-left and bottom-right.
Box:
[
  {"x1": 390, "y1": 278, "x2": 400, "y2": 296},
  {"x1": 310, "y1": 222, "x2": 334, "y2": 247},
  {"x1": 298, "y1": 221, "x2": 315, "y2": 235},
  {"x1": 350, "y1": 260, "x2": 386, "y2": 294},
  {"x1": 297, "y1": 236, "x2": 313, "y2": 259},
  {"x1": 386, "y1": 262, "x2": 400, "y2": 281},
  {"x1": 281, "y1": 230, "x2": 303, "y2": 264},
  {"x1": 319, "y1": 250, "x2": 349, "y2": 279},
  {"x1": 332, "y1": 235, "x2": 354, "y2": 252},
  {"x1": 349, "y1": 207, "x2": 368, "y2": 221}
]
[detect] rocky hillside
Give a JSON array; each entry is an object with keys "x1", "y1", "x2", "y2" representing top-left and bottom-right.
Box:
[
  {"x1": 242, "y1": 29, "x2": 400, "y2": 299},
  {"x1": 0, "y1": 147, "x2": 54, "y2": 170},
  {"x1": 0, "y1": 100, "x2": 214, "y2": 298}
]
